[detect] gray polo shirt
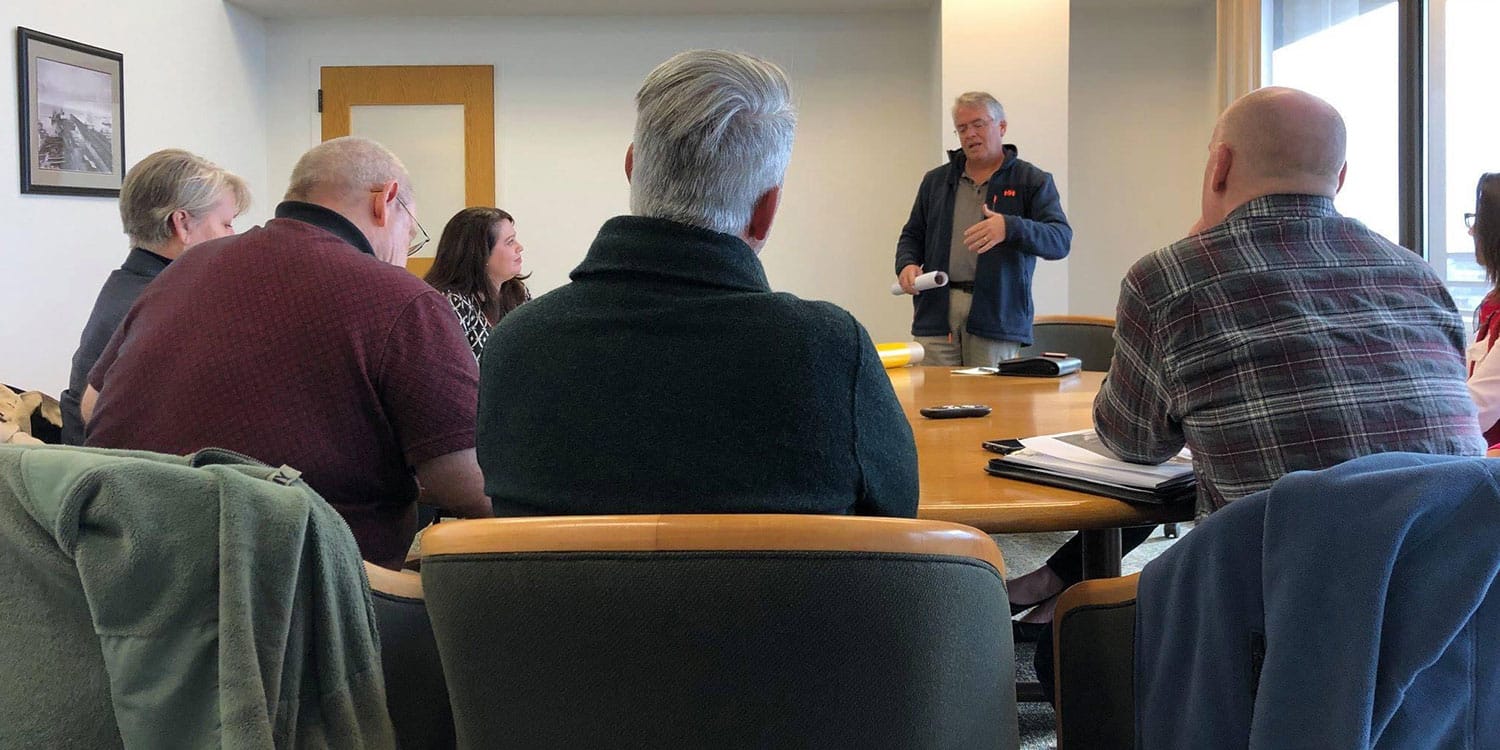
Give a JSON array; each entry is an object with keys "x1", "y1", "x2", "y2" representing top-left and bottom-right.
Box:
[{"x1": 948, "y1": 174, "x2": 986, "y2": 284}]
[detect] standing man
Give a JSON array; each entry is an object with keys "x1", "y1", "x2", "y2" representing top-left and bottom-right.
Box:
[{"x1": 895, "y1": 92, "x2": 1071, "y2": 366}]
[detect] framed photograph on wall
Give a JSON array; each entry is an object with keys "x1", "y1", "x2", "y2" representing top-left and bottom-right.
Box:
[{"x1": 16, "y1": 27, "x2": 124, "y2": 196}]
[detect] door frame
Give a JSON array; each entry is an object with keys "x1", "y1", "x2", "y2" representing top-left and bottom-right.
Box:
[{"x1": 320, "y1": 64, "x2": 495, "y2": 277}]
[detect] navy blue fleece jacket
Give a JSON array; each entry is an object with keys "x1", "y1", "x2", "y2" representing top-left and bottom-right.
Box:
[{"x1": 895, "y1": 145, "x2": 1071, "y2": 345}]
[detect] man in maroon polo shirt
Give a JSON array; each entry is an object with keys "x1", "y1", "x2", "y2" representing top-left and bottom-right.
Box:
[{"x1": 82, "y1": 137, "x2": 491, "y2": 568}]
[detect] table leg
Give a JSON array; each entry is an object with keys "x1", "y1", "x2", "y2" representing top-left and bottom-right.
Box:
[{"x1": 1080, "y1": 527, "x2": 1123, "y2": 579}]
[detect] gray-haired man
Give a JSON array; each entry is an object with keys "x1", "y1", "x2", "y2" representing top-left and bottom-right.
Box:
[
  {"x1": 896, "y1": 92, "x2": 1072, "y2": 366},
  {"x1": 477, "y1": 49, "x2": 918, "y2": 519}
]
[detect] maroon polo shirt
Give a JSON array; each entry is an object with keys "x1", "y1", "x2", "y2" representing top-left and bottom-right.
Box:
[{"x1": 87, "y1": 201, "x2": 479, "y2": 563}]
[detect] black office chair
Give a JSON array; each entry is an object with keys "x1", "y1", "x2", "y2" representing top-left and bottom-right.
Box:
[
  {"x1": 1025, "y1": 315, "x2": 1116, "y2": 372},
  {"x1": 1052, "y1": 574, "x2": 1139, "y2": 749},
  {"x1": 421, "y1": 514, "x2": 1020, "y2": 749},
  {"x1": 1060, "y1": 453, "x2": 1500, "y2": 748},
  {"x1": 365, "y1": 562, "x2": 455, "y2": 750}
]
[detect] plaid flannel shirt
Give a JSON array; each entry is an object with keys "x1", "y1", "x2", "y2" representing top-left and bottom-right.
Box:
[{"x1": 1094, "y1": 194, "x2": 1485, "y2": 514}]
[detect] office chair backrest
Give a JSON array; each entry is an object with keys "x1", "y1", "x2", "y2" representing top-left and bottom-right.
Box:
[
  {"x1": 1027, "y1": 315, "x2": 1116, "y2": 372},
  {"x1": 1053, "y1": 574, "x2": 1139, "y2": 749},
  {"x1": 421, "y1": 514, "x2": 1019, "y2": 750},
  {"x1": 365, "y1": 562, "x2": 455, "y2": 750}
]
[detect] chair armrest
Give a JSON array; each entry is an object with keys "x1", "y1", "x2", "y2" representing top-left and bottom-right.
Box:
[
  {"x1": 421, "y1": 515, "x2": 1005, "y2": 576},
  {"x1": 1056, "y1": 572, "x2": 1138, "y2": 614},
  {"x1": 364, "y1": 561, "x2": 423, "y2": 600},
  {"x1": 1033, "y1": 314, "x2": 1115, "y2": 328}
]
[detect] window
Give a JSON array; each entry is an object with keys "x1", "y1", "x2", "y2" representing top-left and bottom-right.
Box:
[
  {"x1": 1264, "y1": 0, "x2": 1497, "y2": 322},
  {"x1": 1431, "y1": 0, "x2": 1500, "y2": 318},
  {"x1": 1266, "y1": 1, "x2": 1399, "y2": 243}
]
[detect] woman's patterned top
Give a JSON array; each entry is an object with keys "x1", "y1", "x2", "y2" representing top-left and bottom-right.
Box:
[
  {"x1": 444, "y1": 292, "x2": 493, "y2": 361},
  {"x1": 444, "y1": 287, "x2": 531, "y2": 360}
]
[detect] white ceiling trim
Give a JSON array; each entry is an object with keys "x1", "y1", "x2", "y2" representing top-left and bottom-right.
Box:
[{"x1": 227, "y1": 0, "x2": 931, "y2": 19}]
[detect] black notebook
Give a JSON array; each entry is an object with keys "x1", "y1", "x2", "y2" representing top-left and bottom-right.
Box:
[
  {"x1": 995, "y1": 354, "x2": 1082, "y2": 377},
  {"x1": 985, "y1": 459, "x2": 1195, "y2": 504},
  {"x1": 982, "y1": 429, "x2": 1196, "y2": 505}
]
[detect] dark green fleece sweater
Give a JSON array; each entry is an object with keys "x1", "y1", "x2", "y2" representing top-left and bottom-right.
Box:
[{"x1": 478, "y1": 216, "x2": 918, "y2": 518}]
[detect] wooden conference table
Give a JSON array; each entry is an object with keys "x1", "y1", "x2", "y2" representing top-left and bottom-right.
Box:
[{"x1": 890, "y1": 367, "x2": 1194, "y2": 580}]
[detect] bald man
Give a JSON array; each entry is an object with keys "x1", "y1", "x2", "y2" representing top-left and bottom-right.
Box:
[
  {"x1": 84, "y1": 137, "x2": 491, "y2": 568},
  {"x1": 1009, "y1": 89, "x2": 1484, "y2": 669},
  {"x1": 1092, "y1": 85, "x2": 1481, "y2": 511}
]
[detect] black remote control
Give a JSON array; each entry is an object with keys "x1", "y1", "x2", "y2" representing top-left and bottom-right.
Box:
[{"x1": 919, "y1": 404, "x2": 992, "y2": 419}]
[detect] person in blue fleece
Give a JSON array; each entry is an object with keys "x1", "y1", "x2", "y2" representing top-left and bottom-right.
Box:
[{"x1": 894, "y1": 91, "x2": 1071, "y2": 367}]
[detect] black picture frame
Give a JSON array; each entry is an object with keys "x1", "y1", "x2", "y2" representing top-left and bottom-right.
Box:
[{"x1": 16, "y1": 27, "x2": 125, "y2": 197}]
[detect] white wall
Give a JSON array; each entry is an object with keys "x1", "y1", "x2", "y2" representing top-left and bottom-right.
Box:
[
  {"x1": 1067, "y1": 0, "x2": 1217, "y2": 316},
  {"x1": 2, "y1": 1, "x2": 1222, "y2": 393},
  {"x1": 264, "y1": 12, "x2": 935, "y2": 344},
  {"x1": 0, "y1": 1, "x2": 269, "y2": 393}
]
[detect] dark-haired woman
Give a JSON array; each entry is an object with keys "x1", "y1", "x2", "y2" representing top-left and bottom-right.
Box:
[
  {"x1": 425, "y1": 207, "x2": 531, "y2": 360},
  {"x1": 1465, "y1": 173, "x2": 1500, "y2": 445}
]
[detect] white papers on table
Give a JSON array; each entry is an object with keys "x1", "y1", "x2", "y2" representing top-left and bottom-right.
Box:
[{"x1": 1008, "y1": 429, "x2": 1193, "y2": 491}]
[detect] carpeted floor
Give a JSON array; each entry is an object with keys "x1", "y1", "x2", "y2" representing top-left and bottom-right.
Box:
[{"x1": 992, "y1": 524, "x2": 1192, "y2": 750}]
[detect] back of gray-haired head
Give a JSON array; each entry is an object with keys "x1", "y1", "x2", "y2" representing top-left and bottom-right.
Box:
[
  {"x1": 952, "y1": 92, "x2": 1005, "y2": 124},
  {"x1": 284, "y1": 136, "x2": 414, "y2": 205},
  {"x1": 629, "y1": 49, "x2": 797, "y2": 235}
]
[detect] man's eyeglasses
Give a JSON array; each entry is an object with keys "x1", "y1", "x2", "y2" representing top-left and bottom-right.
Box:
[
  {"x1": 1465, "y1": 212, "x2": 1478, "y2": 230},
  {"x1": 954, "y1": 118, "x2": 993, "y2": 136},
  {"x1": 397, "y1": 195, "x2": 429, "y2": 256}
]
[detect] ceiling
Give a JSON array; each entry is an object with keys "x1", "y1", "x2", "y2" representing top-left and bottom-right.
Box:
[
  {"x1": 1071, "y1": 0, "x2": 1210, "y2": 8},
  {"x1": 228, "y1": 0, "x2": 1211, "y2": 20},
  {"x1": 227, "y1": 0, "x2": 931, "y2": 19}
]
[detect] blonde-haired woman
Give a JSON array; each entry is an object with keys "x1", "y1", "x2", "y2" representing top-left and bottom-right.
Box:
[{"x1": 59, "y1": 148, "x2": 251, "y2": 444}]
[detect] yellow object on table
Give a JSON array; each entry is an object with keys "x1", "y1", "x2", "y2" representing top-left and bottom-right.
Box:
[{"x1": 876, "y1": 342, "x2": 925, "y2": 369}]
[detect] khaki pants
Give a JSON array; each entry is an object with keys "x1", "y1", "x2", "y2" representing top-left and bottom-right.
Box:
[{"x1": 915, "y1": 289, "x2": 1021, "y2": 367}]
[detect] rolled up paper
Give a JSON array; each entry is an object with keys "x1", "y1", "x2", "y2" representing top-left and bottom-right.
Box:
[
  {"x1": 877, "y1": 341, "x2": 926, "y2": 369},
  {"x1": 890, "y1": 271, "x2": 949, "y2": 296}
]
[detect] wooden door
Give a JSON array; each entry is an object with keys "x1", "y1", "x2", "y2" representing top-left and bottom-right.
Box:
[{"x1": 320, "y1": 65, "x2": 494, "y2": 277}]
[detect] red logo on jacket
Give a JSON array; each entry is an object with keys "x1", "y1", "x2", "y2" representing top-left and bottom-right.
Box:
[{"x1": 1002, "y1": 189, "x2": 1017, "y2": 197}]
